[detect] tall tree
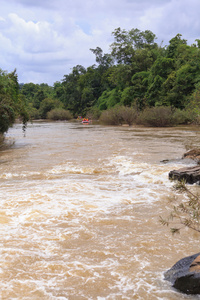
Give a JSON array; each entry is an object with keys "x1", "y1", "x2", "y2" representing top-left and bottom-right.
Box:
[{"x1": 0, "y1": 69, "x2": 28, "y2": 133}]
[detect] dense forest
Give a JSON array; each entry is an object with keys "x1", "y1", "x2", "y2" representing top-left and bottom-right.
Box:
[{"x1": 1, "y1": 28, "x2": 200, "y2": 133}]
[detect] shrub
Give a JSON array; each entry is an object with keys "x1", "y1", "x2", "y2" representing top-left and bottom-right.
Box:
[
  {"x1": 171, "y1": 109, "x2": 195, "y2": 125},
  {"x1": 137, "y1": 106, "x2": 175, "y2": 127},
  {"x1": 120, "y1": 106, "x2": 138, "y2": 125},
  {"x1": 47, "y1": 108, "x2": 72, "y2": 120},
  {"x1": 99, "y1": 106, "x2": 122, "y2": 125},
  {"x1": 99, "y1": 106, "x2": 138, "y2": 126}
]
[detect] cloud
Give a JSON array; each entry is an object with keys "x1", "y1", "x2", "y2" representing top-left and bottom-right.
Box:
[
  {"x1": 139, "y1": 0, "x2": 200, "y2": 45},
  {"x1": 0, "y1": 0, "x2": 200, "y2": 85}
]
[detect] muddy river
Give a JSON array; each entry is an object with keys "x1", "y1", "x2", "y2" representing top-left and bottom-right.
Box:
[{"x1": 1, "y1": 121, "x2": 200, "y2": 299}]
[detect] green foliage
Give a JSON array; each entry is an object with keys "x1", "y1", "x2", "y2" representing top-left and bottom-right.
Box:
[
  {"x1": 109, "y1": 64, "x2": 133, "y2": 89},
  {"x1": 186, "y1": 84, "x2": 200, "y2": 121},
  {"x1": 110, "y1": 27, "x2": 157, "y2": 64},
  {"x1": 97, "y1": 88, "x2": 122, "y2": 110},
  {"x1": 120, "y1": 86, "x2": 135, "y2": 106},
  {"x1": 28, "y1": 104, "x2": 41, "y2": 120},
  {"x1": 172, "y1": 108, "x2": 194, "y2": 125},
  {"x1": 39, "y1": 98, "x2": 62, "y2": 119},
  {"x1": 0, "y1": 103, "x2": 15, "y2": 133},
  {"x1": 166, "y1": 34, "x2": 187, "y2": 59},
  {"x1": 42, "y1": 28, "x2": 200, "y2": 120},
  {"x1": 86, "y1": 107, "x2": 101, "y2": 120},
  {"x1": 146, "y1": 75, "x2": 164, "y2": 106},
  {"x1": 5, "y1": 27, "x2": 200, "y2": 127},
  {"x1": 90, "y1": 47, "x2": 113, "y2": 69},
  {"x1": 0, "y1": 69, "x2": 29, "y2": 134}
]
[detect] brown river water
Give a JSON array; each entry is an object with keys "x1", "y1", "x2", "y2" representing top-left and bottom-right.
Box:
[{"x1": 1, "y1": 121, "x2": 200, "y2": 300}]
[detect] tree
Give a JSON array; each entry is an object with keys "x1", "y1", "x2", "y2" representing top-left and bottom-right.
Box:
[
  {"x1": 110, "y1": 27, "x2": 157, "y2": 64},
  {"x1": 27, "y1": 28, "x2": 200, "y2": 119},
  {"x1": 90, "y1": 47, "x2": 113, "y2": 70},
  {"x1": 97, "y1": 88, "x2": 122, "y2": 110},
  {"x1": 61, "y1": 65, "x2": 86, "y2": 115},
  {"x1": 166, "y1": 34, "x2": 187, "y2": 59},
  {"x1": 109, "y1": 64, "x2": 133, "y2": 89},
  {"x1": 0, "y1": 69, "x2": 28, "y2": 134},
  {"x1": 39, "y1": 98, "x2": 62, "y2": 119}
]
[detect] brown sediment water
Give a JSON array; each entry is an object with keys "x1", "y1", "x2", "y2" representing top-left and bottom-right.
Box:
[{"x1": 0, "y1": 121, "x2": 200, "y2": 299}]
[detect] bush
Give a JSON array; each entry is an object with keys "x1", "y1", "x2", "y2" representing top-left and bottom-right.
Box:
[
  {"x1": 137, "y1": 106, "x2": 175, "y2": 127},
  {"x1": 99, "y1": 106, "x2": 122, "y2": 125},
  {"x1": 99, "y1": 106, "x2": 138, "y2": 126},
  {"x1": 120, "y1": 106, "x2": 138, "y2": 125},
  {"x1": 47, "y1": 108, "x2": 72, "y2": 120},
  {"x1": 172, "y1": 109, "x2": 195, "y2": 125},
  {"x1": 99, "y1": 105, "x2": 198, "y2": 127}
]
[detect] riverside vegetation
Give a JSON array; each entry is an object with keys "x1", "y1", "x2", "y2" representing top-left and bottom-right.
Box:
[{"x1": 1, "y1": 27, "x2": 200, "y2": 135}]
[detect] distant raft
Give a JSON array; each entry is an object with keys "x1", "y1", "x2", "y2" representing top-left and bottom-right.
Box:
[{"x1": 82, "y1": 118, "x2": 91, "y2": 124}]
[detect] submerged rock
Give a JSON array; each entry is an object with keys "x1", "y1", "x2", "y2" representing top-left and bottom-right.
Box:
[
  {"x1": 164, "y1": 252, "x2": 200, "y2": 294},
  {"x1": 169, "y1": 165, "x2": 200, "y2": 184}
]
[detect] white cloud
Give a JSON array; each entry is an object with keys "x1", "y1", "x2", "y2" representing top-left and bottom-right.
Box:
[
  {"x1": 0, "y1": 0, "x2": 200, "y2": 84},
  {"x1": 139, "y1": 0, "x2": 200, "y2": 45}
]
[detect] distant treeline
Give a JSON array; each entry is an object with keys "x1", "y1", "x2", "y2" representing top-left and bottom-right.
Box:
[{"x1": 1, "y1": 28, "x2": 200, "y2": 133}]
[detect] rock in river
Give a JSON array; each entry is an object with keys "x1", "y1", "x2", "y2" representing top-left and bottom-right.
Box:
[
  {"x1": 164, "y1": 252, "x2": 200, "y2": 294},
  {"x1": 169, "y1": 165, "x2": 200, "y2": 184},
  {"x1": 168, "y1": 149, "x2": 200, "y2": 184},
  {"x1": 183, "y1": 149, "x2": 200, "y2": 164}
]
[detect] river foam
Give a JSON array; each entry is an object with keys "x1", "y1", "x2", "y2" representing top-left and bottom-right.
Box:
[{"x1": 1, "y1": 122, "x2": 200, "y2": 299}]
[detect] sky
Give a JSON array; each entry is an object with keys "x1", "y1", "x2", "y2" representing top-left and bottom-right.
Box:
[{"x1": 0, "y1": 0, "x2": 200, "y2": 85}]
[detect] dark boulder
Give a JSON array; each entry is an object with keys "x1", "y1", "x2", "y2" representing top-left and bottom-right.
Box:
[
  {"x1": 164, "y1": 252, "x2": 200, "y2": 294},
  {"x1": 169, "y1": 166, "x2": 200, "y2": 184}
]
